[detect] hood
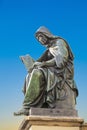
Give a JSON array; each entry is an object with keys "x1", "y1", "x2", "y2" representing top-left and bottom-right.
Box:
[{"x1": 35, "y1": 26, "x2": 58, "y2": 39}]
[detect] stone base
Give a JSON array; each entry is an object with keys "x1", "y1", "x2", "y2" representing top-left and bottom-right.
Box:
[
  {"x1": 18, "y1": 108, "x2": 87, "y2": 130},
  {"x1": 82, "y1": 123, "x2": 87, "y2": 130},
  {"x1": 18, "y1": 116, "x2": 86, "y2": 130},
  {"x1": 29, "y1": 126, "x2": 79, "y2": 130},
  {"x1": 29, "y1": 107, "x2": 78, "y2": 117}
]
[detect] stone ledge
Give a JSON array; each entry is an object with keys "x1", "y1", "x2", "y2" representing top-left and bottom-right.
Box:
[
  {"x1": 26, "y1": 115, "x2": 84, "y2": 127},
  {"x1": 29, "y1": 107, "x2": 78, "y2": 117},
  {"x1": 18, "y1": 116, "x2": 84, "y2": 130},
  {"x1": 82, "y1": 123, "x2": 87, "y2": 130}
]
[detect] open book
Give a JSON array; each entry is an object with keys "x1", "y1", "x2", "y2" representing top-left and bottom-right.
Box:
[{"x1": 20, "y1": 54, "x2": 35, "y2": 71}]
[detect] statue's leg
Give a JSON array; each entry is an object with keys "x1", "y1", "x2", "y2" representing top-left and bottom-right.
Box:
[
  {"x1": 14, "y1": 69, "x2": 45, "y2": 116},
  {"x1": 23, "y1": 69, "x2": 46, "y2": 108},
  {"x1": 22, "y1": 73, "x2": 30, "y2": 95}
]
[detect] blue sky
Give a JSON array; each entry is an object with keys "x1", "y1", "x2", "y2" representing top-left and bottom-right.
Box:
[{"x1": 0, "y1": 0, "x2": 87, "y2": 129}]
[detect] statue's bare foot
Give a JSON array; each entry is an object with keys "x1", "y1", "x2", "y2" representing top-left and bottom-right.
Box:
[{"x1": 14, "y1": 108, "x2": 29, "y2": 116}]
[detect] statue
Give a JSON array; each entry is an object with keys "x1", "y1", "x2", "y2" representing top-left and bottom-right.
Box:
[{"x1": 14, "y1": 26, "x2": 78, "y2": 116}]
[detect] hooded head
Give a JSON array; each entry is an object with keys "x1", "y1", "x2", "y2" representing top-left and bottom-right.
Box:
[
  {"x1": 35, "y1": 26, "x2": 56, "y2": 38},
  {"x1": 35, "y1": 26, "x2": 58, "y2": 47}
]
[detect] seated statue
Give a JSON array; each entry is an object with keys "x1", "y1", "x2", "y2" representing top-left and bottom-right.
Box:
[{"x1": 14, "y1": 26, "x2": 78, "y2": 116}]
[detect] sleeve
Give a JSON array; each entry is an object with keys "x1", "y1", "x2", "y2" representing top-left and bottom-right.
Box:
[
  {"x1": 37, "y1": 50, "x2": 49, "y2": 62},
  {"x1": 49, "y1": 39, "x2": 69, "y2": 69}
]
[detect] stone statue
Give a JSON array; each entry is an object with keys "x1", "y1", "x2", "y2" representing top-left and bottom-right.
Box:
[{"x1": 14, "y1": 26, "x2": 78, "y2": 116}]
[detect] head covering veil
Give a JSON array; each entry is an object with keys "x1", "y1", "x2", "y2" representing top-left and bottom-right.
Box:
[
  {"x1": 35, "y1": 26, "x2": 74, "y2": 60},
  {"x1": 35, "y1": 26, "x2": 58, "y2": 39}
]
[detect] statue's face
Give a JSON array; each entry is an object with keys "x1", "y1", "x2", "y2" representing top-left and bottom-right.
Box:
[{"x1": 36, "y1": 33, "x2": 47, "y2": 45}]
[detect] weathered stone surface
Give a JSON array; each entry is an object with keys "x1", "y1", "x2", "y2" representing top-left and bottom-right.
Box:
[
  {"x1": 29, "y1": 107, "x2": 78, "y2": 117},
  {"x1": 29, "y1": 126, "x2": 80, "y2": 130},
  {"x1": 82, "y1": 123, "x2": 87, "y2": 130},
  {"x1": 16, "y1": 26, "x2": 79, "y2": 114},
  {"x1": 18, "y1": 115, "x2": 84, "y2": 130},
  {"x1": 18, "y1": 119, "x2": 29, "y2": 130}
]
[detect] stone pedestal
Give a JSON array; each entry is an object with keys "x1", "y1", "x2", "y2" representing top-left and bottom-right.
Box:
[
  {"x1": 18, "y1": 108, "x2": 87, "y2": 130},
  {"x1": 29, "y1": 107, "x2": 78, "y2": 117},
  {"x1": 82, "y1": 123, "x2": 87, "y2": 130}
]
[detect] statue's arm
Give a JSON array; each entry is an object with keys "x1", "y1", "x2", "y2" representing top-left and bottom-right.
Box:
[
  {"x1": 55, "y1": 40, "x2": 69, "y2": 68},
  {"x1": 37, "y1": 50, "x2": 48, "y2": 62},
  {"x1": 42, "y1": 41, "x2": 68, "y2": 67},
  {"x1": 34, "y1": 40, "x2": 69, "y2": 68},
  {"x1": 33, "y1": 57, "x2": 56, "y2": 68},
  {"x1": 42, "y1": 58, "x2": 56, "y2": 67}
]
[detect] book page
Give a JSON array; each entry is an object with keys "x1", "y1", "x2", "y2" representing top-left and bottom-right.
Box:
[{"x1": 20, "y1": 54, "x2": 35, "y2": 71}]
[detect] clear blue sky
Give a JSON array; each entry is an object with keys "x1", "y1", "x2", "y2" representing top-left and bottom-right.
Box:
[{"x1": 0, "y1": 0, "x2": 87, "y2": 129}]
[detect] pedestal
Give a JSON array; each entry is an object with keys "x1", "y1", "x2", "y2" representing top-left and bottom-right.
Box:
[
  {"x1": 18, "y1": 108, "x2": 87, "y2": 130},
  {"x1": 82, "y1": 123, "x2": 87, "y2": 130}
]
